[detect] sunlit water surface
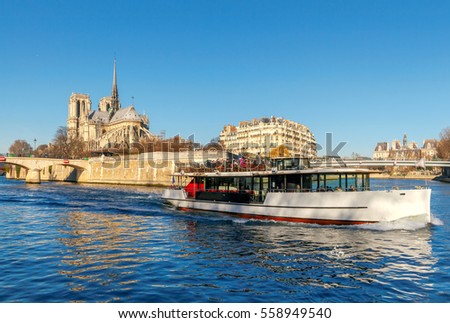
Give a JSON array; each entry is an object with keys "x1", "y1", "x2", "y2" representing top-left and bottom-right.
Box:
[{"x1": 0, "y1": 177, "x2": 448, "y2": 302}]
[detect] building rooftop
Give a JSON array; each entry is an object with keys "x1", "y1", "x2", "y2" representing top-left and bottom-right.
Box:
[
  {"x1": 89, "y1": 110, "x2": 109, "y2": 123},
  {"x1": 110, "y1": 106, "x2": 142, "y2": 123}
]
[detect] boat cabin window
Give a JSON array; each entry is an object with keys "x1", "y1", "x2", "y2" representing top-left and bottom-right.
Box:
[
  {"x1": 299, "y1": 173, "x2": 370, "y2": 192},
  {"x1": 311, "y1": 174, "x2": 319, "y2": 191},
  {"x1": 202, "y1": 176, "x2": 259, "y2": 192},
  {"x1": 364, "y1": 174, "x2": 369, "y2": 189},
  {"x1": 238, "y1": 177, "x2": 252, "y2": 191},
  {"x1": 270, "y1": 158, "x2": 309, "y2": 170},
  {"x1": 322, "y1": 174, "x2": 340, "y2": 191},
  {"x1": 187, "y1": 172, "x2": 371, "y2": 199},
  {"x1": 270, "y1": 175, "x2": 285, "y2": 191},
  {"x1": 346, "y1": 174, "x2": 356, "y2": 191},
  {"x1": 193, "y1": 175, "x2": 270, "y2": 203},
  {"x1": 301, "y1": 175, "x2": 312, "y2": 192},
  {"x1": 345, "y1": 174, "x2": 368, "y2": 191},
  {"x1": 253, "y1": 176, "x2": 269, "y2": 202}
]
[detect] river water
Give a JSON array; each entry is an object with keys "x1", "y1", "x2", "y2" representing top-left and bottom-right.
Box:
[{"x1": 0, "y1": 176, "x2": 448, "y2": 302}]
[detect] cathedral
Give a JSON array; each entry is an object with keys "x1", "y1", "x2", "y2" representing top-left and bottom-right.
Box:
[{"x1": 67, "y1": 60, "x2": 153, "y2": 151}]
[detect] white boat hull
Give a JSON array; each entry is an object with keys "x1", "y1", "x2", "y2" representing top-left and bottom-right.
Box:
[{"x1": 162, "y1": 188, "x2": 431, "y2": 225}]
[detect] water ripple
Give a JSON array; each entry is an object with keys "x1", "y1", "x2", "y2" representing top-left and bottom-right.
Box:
[{"x1": 0, "y1": 178, "x2": 449, "y2": 302}]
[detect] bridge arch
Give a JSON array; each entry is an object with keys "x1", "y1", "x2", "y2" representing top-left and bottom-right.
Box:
[
  {"x1": 1, "y1": 161, "x2": 31, "y2": 180},
  {"x1": 1, "y1": 157, "x2": 90, "y2": 182},
  {"x1": 1, "y1": 161, "x2": 31, "y2": 170},
  {"x1": 52, "y1": 163, "x2": 87, "y2": 182}
]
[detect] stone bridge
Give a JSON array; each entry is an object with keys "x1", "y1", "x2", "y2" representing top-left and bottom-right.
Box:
[
  {"x1": 310, "y1": 158, "x2": 450, "y2": 168},
  {"x1": 310, "y1": 158, "x2": 450, "y2": 182},
  {"x1": 1, "y1": 157, "x2": 90, "y2": 183},
  {"x1": 0, "y1": 154, "x2": 176, "y2": 185}
]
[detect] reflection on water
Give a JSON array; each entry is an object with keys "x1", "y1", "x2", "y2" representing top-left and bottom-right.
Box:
[
  {"x1": 174, "y1": 217, "x2": 437, "y2": 302},
  {"x1": 57, "y1": 212, "x2": 149, "y2": 297},
  {"x1": 0, "y1": 177, "x2": 448, "y2": 302},
  {"x1": 55, "y1": 209, "x2": 438, "y2": 302}
]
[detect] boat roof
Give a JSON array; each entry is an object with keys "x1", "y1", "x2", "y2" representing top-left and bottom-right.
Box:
[{"x1": 174, "y1": 168, "x2": 380, "y2": 177}]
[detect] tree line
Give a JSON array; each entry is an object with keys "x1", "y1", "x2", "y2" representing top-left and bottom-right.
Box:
[
  {"x1": 8, "y1": 127, "x2": 84, "y2": 159},
  {"x1": 7, "y1": 127, "x2": 195, "y2": 159},
  {"x1": 437, "y1": 127, "x2": 450, "y2": 159},
  {"x1": 7, "y1": 126, "x2": 450, "y2": 160}
]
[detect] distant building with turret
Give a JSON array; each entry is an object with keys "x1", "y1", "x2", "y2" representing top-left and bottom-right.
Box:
[
  {"x1": 373, "y1": 133, "x2": 438, "y2": 160},
  {"x1": 67, "y1": 60, "x2": 153, "y2": 151}
]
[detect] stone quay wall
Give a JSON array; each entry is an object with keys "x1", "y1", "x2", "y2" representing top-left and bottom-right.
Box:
[{"x1": 5, "y1": 150, "x2": 226, "y2": 186}]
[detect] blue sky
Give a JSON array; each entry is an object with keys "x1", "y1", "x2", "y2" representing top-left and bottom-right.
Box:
[{"x1": 1, "y1": 0, "x2": 449, "y2": 157}]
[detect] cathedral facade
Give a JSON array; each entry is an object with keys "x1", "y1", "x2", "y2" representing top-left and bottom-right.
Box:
[{"x1": 67, "y1": 60, "x2": 153, "y2": 151}]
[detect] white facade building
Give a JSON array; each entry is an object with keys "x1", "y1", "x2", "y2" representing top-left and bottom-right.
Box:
[{"x1": 219, "y1": 116, "x2": 316, "y2": 158}]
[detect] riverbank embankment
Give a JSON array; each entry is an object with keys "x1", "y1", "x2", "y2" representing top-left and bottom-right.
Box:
[
  {"x1": 4, "y1": 151, "x2": 224, "y2": 186},
  {"x1": 4, "y1": 152, "x2": 449, "y2": 185},
  {"x1": 370, "y1": 173, "x2": 437, "y2": 180}
]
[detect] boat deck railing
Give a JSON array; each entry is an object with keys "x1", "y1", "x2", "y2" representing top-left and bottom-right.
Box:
[
  {"x1": 175, "y1": 157, "x2": 309, "y2": 173},
  {"x1": 175, "y1": 162, "x2": 268, "y2": 173},
  {"x1": 171, "y1": 185, "x2": 428, "y2": 194},
  {"x1": 270, "y1": 185, "x2": 428, "y2": 193}
]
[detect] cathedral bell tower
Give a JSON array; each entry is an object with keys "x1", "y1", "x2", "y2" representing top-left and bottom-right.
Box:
[{"x1": 67, "y1": 93, "x2": 91, "y2": 139}]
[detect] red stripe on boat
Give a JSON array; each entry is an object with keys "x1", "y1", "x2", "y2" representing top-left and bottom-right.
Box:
[{"x1": 176, "y1": 207, "x2": 375, "y2": 225}]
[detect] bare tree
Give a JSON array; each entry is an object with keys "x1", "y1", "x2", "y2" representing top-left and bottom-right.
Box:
[
  {"x1": 34, "y1": 144, "x2": 49, "y2": 158},
  {"x1": 50, "y1": 127, "x2": 86, "y2": 159},
  {"x1": 437, "y1": 127, "x2": 450, "y2": 159},
  {"x1": 9, "y1": 139, "x2": 33, "y2": 157}
]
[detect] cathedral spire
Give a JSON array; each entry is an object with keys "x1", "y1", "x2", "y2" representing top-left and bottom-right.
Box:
[{"x1": 110, "y1": 59, "x2": 120, "y2": 116}]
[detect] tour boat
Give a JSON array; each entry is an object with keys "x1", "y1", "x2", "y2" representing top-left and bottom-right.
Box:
[{"x1": 162, "y1": 158, "x2": 431, "y2": 225}]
